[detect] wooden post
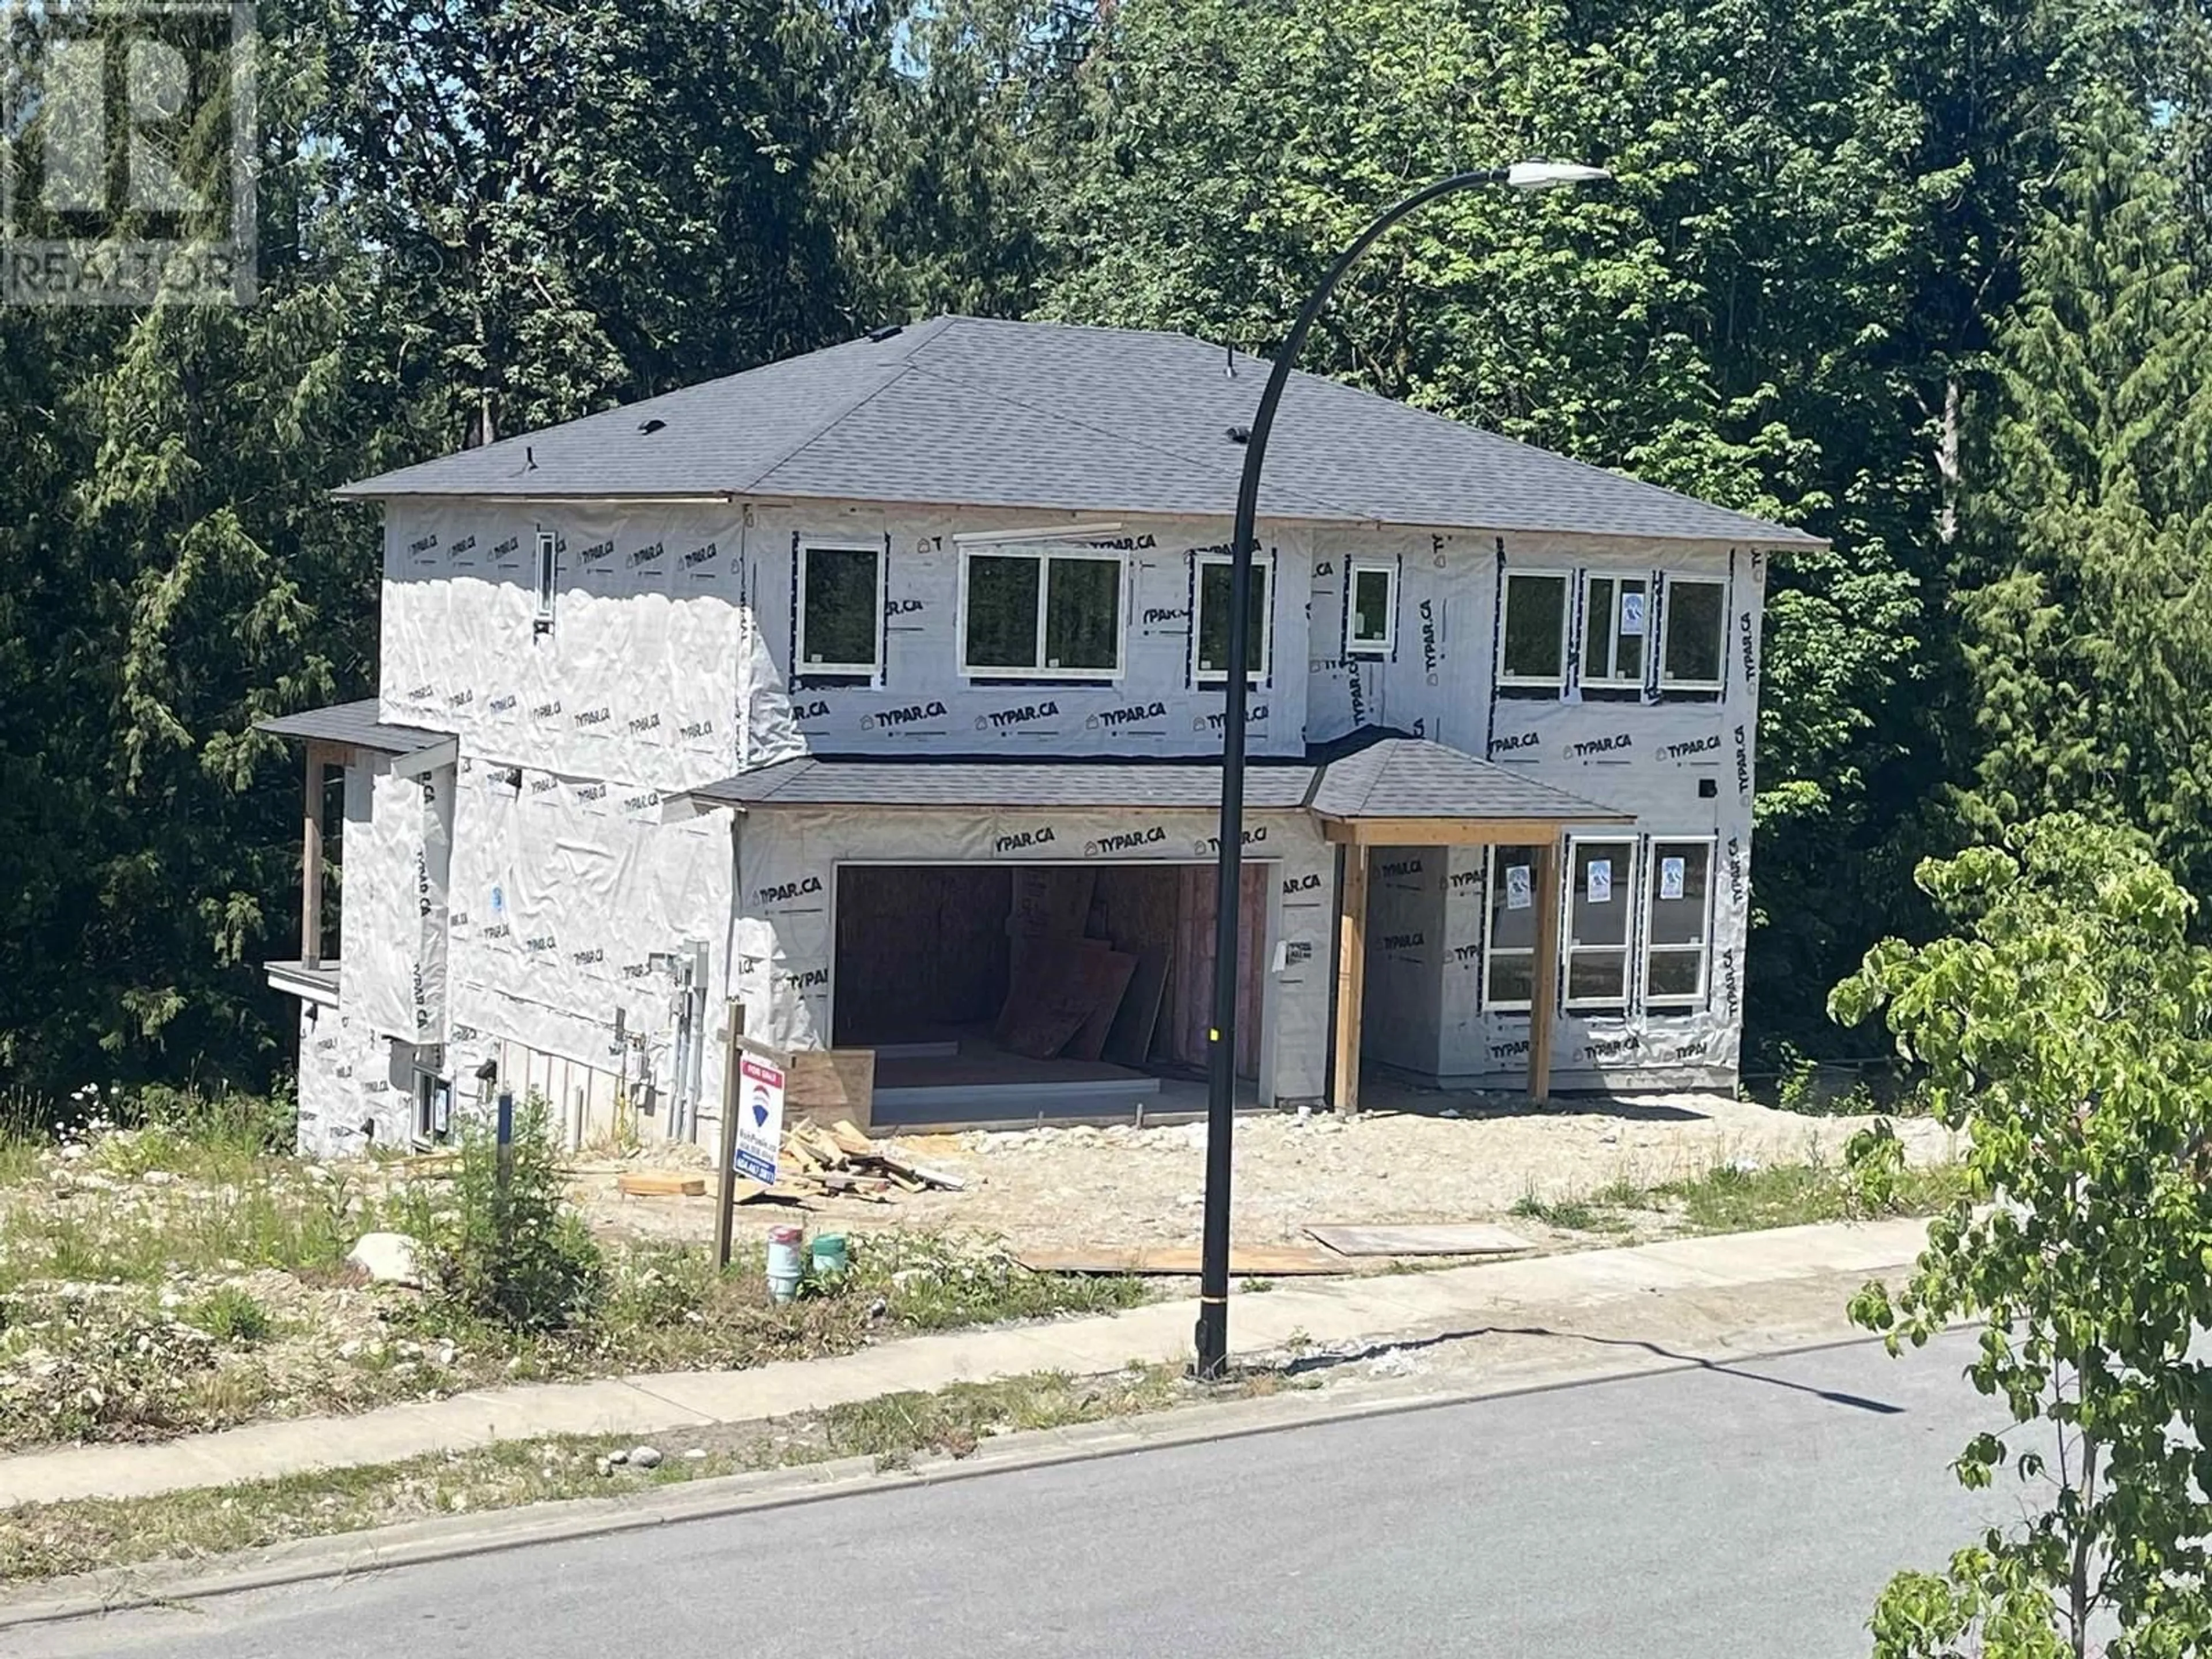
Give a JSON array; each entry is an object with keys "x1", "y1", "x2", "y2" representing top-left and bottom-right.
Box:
[
  {"x1": 714, "y1": 999, "x2": 744, "y2": 1272},
  {"x1": 1528, "y1": 838, "x2": 1563, "y2": 1104},
  {"x1": 301, "y1": 742, "x2": 328, "y2": 967},
  {"x1": 1332, "y1": 843, "x2": 1369, "y2": 1115}
]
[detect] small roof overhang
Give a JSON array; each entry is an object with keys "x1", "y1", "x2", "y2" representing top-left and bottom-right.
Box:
[
  {"x1": 1305, "y1": 734, "x2": 1634, "y2": 844},
  {"x1": 257, "y1": 698, "x2": 450, "y2": 762},
  {"x1": 691, "y1": 753, "x2": 1320, "y2": 812},
  {"x1": 265, "y1": 958, "x2": 339, "y2": 1007},
  {"x1": 692, "y1": 732, "x2": 1634, "y2": 843}
]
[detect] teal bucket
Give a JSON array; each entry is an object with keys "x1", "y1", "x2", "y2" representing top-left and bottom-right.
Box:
[{"x1": 810, "y1": 1232, "x2": 850, "y2": 1281}]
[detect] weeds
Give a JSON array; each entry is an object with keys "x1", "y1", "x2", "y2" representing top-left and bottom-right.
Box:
[
  {"x1": 186, "y1": 1286, "x2": 272, "y2": 1346},
  {"x1": 0, "y1": 1363, "x2": 1224, "y2": 1584},
  {"x1": 0, "y1": 1096, "x2": 1151, "y2": 1458},
  {"x1": 1509, "y1": 1191, "x2": 1628, "y2": 1233},
  {"x1": 1656, "y1": 1141, "x2": 1968, "y2": 1234}
]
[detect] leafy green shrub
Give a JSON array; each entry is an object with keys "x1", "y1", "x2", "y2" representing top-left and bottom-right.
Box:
[
  {"x1": 1841, "y1": 1118, "x2": 1905, "y2": 1216},
  {"x1": 1838, "y1": 817, "x2": 2212, "y2": 1656},
  {"x1": 187, "y1": 1286, "x2": 273, "y2": 1346},
  {"x1": 399, "y1": 1096, "x2": 602, "y2": 1333}
]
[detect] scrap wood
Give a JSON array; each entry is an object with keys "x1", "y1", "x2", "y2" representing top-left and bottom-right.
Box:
[
  {"x1": 874, "y1": 1152, "x2": 963, "y2": 1191},
  {"x1": 723, "y1": 1178, "x2": 815, "y2": 1207},
  {"x1": 615, "y1": 1171, "x2": 706, "y2": 1198},
  {"x1": 1305, "y1": 1223, "x2": 1534, "y2": 1257},
  {"x1": 1015, "y1": 1245, "x2": 1346, "y2": 1277},
  {"x1": 714, "y1": 1119, "x2": 964, "y2": 1205}
]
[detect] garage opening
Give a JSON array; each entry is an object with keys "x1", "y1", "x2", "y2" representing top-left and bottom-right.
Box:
[{"x1": 831, "y1": 862, "x2": 1268, "y2": 1127}]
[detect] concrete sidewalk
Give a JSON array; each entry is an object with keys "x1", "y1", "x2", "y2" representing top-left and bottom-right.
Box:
[{"x1": 0, "y1": 1218, "x2": 1926, "y2": 1510}]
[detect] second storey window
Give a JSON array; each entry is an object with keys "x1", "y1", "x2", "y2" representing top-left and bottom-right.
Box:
[
  {"x1": 963, "y1": 546, "x2": 1122, "y2": 679},
  {"x1": 1499, "y1": 570, "x2": 1569, "y2": 687},
  {"x1": 1347, "y1": 559, "x2": 1397, "y2": 656},
  {"x1": 1194, "y1": 552, "x2": 1270, "y2": 683},
  {"x1": 797, "y1": 543, "x2": 884, "y2": 681},
  {"x1": 1661, "y1": 577, "x2": 1726, "y2": 690},
  {"x1": 1565, "y1": 837, "x2": 1636, "y2": 1011},
  {"x1": 1582, "y1": 572, "x2": 1648, "y2": 687}
]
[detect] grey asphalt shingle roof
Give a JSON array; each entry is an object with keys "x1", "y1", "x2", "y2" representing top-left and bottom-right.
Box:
[
  {"x1": 1305, "y1": 737, "x2": 1631, "y2": 823},
  {"x1": 695, "y1": 737, "x2": 1631, "y2": 823},
  {"x1": 338, "y1": 316, "x2": 1821, "y2": 546},
  {"x1": 693, "y1": 755, "x2": 1321, "y2": 812},
  {"x1": 258, "y1": 699, "x2": 445, "y2": 755}
]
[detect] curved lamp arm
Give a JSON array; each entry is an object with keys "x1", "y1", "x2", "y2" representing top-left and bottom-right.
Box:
[{"x1": 1194, "y1": 160, "x2": 1611, "y2": 1381}]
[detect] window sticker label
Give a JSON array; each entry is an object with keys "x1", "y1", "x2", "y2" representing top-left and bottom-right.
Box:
[
  {"x1": 1587, "y1": 859, "x2": 1613, "y2": 903},
  {"x1": 1505, "y1": 864, "x2": 1533, "y2": 911},
  {"x1": 1660, "y1": 856, "x2": 1685, "y2": 901}
]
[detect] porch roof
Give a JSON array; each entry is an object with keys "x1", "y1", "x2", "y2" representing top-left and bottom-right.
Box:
[
  {"x1": 694, "y1": 730, "x2": 1633, "y2": 838},
  {"x1": 691, "y1": 753, "x2": 1321, "y2": 811},
  {"x1": 1305, "y1": 734, "x2": 1632, "y2": 843},
  {"x1": 258, "y1": 698, "x2": 446, "y2": 757}
]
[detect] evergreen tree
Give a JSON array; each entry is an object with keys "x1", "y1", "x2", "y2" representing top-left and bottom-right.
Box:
[{"x1": 1955, "y1": 96, "x2": 2212, "y2": 895}]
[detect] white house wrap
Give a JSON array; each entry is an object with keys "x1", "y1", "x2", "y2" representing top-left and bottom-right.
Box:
[{"x1": 262, "y1": 317, "x2": 1818, "y2": 1155}]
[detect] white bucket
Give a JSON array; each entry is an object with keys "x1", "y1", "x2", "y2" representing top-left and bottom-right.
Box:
[{"x1": 766, "y1": 1224, "x2": 805, "y2": 1302}]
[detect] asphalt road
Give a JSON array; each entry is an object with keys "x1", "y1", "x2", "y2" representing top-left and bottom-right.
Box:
[{"x1": 31, "y1": 1332, "x2": 2009, "y2": 1659}]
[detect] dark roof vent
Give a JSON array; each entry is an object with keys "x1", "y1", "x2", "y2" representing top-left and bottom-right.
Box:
[
  {"x1": 866, "y1": 323, "x2": 904, "y2": 343},
  {"x1": 1228, "y1": 425, "x2": 1252, "y2": 445},
  {"x1": 639, "y1": 418, "x2": 667, "y2": 435}
]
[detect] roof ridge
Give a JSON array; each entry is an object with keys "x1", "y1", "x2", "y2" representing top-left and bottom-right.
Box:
[
  {"x1": 729, "y1": 325, "x2": 952, "y2": 494},
  {"x1": 893, "y1": 355, "x2": 1358, "y2": 524}
]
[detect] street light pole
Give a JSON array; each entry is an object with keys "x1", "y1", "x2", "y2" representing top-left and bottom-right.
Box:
[{"x1": 1194, "y1": 160, "x2": 1611, "y2": 1381}]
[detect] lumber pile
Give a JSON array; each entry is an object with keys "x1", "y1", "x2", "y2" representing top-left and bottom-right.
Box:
[{"x1": 729, "y1": 1120, "x2": 965, "y2": 1207}]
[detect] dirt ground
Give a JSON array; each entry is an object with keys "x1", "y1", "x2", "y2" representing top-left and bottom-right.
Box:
[{"x1": 575, "y1": 1081, "x2": 1959, "y2": 1255}]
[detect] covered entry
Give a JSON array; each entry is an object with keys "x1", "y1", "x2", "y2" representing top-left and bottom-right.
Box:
[{"x1": 1308, "y1": 737, "x2": 1634, "y2": 1108}]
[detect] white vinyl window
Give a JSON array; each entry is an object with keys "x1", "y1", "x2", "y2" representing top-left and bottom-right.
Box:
[
  {"x1": 1483, "y1": 846, "x2": 1544, "y2": 1010},
  {"x1": 533, "y1": 531, "x2": 557, "y2": 622},
  {"x1": 1499, "y1": 570, "x2": 1570, "y2": 687},
  {"x1": 1565, "y1": 837, "x2": 1637, "y2": 1011},
  {"x1": 1581, "y1": 572, "x2": 1649, "y2": 688},
  {"x1": 961, "y1": 545, "x2": 1124, "y2": 679},
  {"x1": 1194, "y1": 552, "x2": 1271, "y2": 683},
  {"x1": 1347, "y1": 559, "x2": 1397, "y2": 657},
  {"x1": 1661, "y1": 577, "x2": 1727, "y2": 690},
  {"x1": 796, "y1": 541, "x2": 885, "y2": 680},
  {"x1": 410, "y1": 1046, "x2": 451, "y2": 1146},
  {"x1": 1645, "y1": 838, "x2": 1717, "y2": 1008}
]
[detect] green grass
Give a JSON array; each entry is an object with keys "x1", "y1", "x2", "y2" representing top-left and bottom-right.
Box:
[
  {"x1": 0, "y1": 1168, "x2": 381, "y2": 1296},
  {"x1": 186, "y1": 1286, "x2": 273, "y2": 1346},
  {"x1": 0, "y1": 1362, "x2": 1275, "y2": 1585},
  {"x1": 1510, "y1": 1149, "x2": 1969, "y2": 1240},
  {"x1": 0, "y1": 1095, "x2": 1155, "y2": 1457},
  {"x1": 1509, "y1": 1191, "x2": 1633, "y2": 1233},
  {"x1": 1656, "y1": 1156, "x2": 1969, "y2": 1235}
]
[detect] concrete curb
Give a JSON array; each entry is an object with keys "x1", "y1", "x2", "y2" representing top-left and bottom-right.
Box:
[{"x1": 0, "y1": 1322, "x2": 1887, "y2": 1634}]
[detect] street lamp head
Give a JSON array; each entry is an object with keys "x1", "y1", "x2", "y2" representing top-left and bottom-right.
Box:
[{"x1": 1505, "y1": 160, "x2": 1613, "y2": 191}]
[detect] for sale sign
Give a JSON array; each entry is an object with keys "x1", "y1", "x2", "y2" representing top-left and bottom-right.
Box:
[{"x1": 734, "y1": 1054, "x2": 785, "y2": 1184}]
